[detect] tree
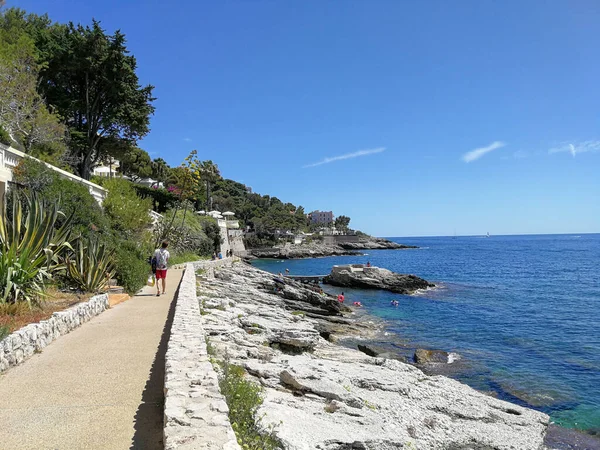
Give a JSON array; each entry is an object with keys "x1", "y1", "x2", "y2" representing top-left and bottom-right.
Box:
[
  {"x1": 183, "y1": 150, "x2": 221, "y2": 212},
  {"x1": 151, "y1": 157, "x2": 169, "y2": 182},
  {"x1": 335, "y1": 215, "x2": 351, "y2": 231},
  {"x1": 118, "y1": 147, "x2": 152, "y2": 180},
  {"x1": 0, "y1": 25, "x2": 65, "y2": 152},
  {"x1": 199, "y1": 159, "x2": 220, "y2": 211},
  {"x1": 37, "y1": 20, "x2": 155, "y2": 179}
]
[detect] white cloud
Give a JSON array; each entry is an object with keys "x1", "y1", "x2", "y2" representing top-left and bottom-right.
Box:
[
  {"x1": 183, "y1": 137, "x2": 192, "y2": 142},
  {"x1": 548, "y1": 140, "x2": 600, "y2": 157},
  {"x1": 462, "y1": 141, "x2": 506, "y2": 163},
  {"x1": 303, "y1": 147, "x2": 385, "y2": 168}
]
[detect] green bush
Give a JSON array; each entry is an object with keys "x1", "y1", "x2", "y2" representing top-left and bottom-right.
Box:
[
  {"x1": 218, "y1": 359, "x2": 281, "y2": 450},
  {"x1": 169, "y1": 252, "x2": 206, "y2": 266},
  {"x1": 0, "y1": 125, "x2": 11, "y2": 146},
  {"x1": 134, "y1": 185, "x2": 178, "y2": 213},
  {"x1": 113, "y1": 239, "x2": 151, "y2": 295},
  {"x1": 11, "y1": 158, "x2": 109, "y2": 237},
  {"x1": 0, "y1": 325, "x2": 9, "y2": 341},
  {"x1": 0, "y1": 192, "x2": 73, "y2": 306},
  {"x1": 154, "y1": 207, "x2": 221, "y2": 256},
  {"x1": 102, "y1": 178, "x2": 152, "y2": 236},
  {"x1": 66, "y1": 237, "x2": 115, "y2": 293}
]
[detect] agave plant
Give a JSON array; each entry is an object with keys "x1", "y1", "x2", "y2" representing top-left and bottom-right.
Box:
[
  {"x1": 66, "y1": 237, "x2": 116, "y2": 293},
  {"x1": 0, "y1": 192, "x2": 73, "y2": 306}
]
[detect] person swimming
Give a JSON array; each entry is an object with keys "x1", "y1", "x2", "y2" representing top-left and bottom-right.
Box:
[
  {"x1": 391, "y1": 300, "x2": 399, "y2": 306},
  {"x1": 353, "y1": 301, "x2": 362, "y2": 307}
]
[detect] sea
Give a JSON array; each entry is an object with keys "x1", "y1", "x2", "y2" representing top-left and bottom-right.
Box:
[{"x1": 251, "y1": 234, "x2": 600, "y2": 434}]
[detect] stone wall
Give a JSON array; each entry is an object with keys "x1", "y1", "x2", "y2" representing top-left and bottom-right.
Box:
[
  {"x1": 228, "y1": 229, "x2": 246, "y2": 255},
  {"x1": 163, "y1": 261, "x2": 240, "y2": 450},
  {"x1": 219, "y1": 223, "x2": 231, "y2": 255},
  {"x1": 0, "y1": 293, "x2": 109, "y2": 373}
]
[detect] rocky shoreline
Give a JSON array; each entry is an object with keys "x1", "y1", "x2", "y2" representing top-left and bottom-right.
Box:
[
  {"x1": 323, "y1": 265, "x2": 435, "y2": 294},
  {"x1": 247, "y1": 237, "x2": 417, "y2": 260},
  {"x1": 198, "y1": 262, "x2": 549, "y2": 449}
]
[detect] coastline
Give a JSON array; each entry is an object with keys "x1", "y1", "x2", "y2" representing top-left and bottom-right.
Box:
[
  {"x1": 246, "y1": 258, "x2": 600, "y2": 449},
  {"x1": 199, "y1": 262, "x2": 550, "y2": 449},
  {"x1": 245, "y1": 236, "x2": 417, "y2": 260}
]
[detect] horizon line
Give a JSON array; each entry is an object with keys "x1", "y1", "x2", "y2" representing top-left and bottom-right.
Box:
[{"x1": 378, "y1": 231, "x2": 600, "y2": 238}]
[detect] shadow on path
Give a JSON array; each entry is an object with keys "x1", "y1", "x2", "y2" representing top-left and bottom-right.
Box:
[{"x1": 130, "y1": 283, "x2": 180, "y2": 449}]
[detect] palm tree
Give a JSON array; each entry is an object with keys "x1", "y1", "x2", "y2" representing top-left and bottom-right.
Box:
[
  {"x1": 199, "y1": 160, "x2": 220, "y2": 211},
  {"x1": 151, "y1": 158, "x2": 169, "y2": 183}
]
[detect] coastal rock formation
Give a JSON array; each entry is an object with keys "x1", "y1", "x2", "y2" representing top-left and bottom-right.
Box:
[
  {"x1": 249, "y1": 243, "x2": 360, "y2": 259},
  {"x1": 197, "y1": 263, "x2": 549, "y2": 449},
  {"x1": 338, "y1": 237, "x2": 418, "y2": 250},
  {"x1": 248, "y1": 237, "x2": 417, "y2": 259},
  {"x1": 323, "y1": 265, "x2": 434, "y2": 294},
  {"x1": 414, "y1": 348, "x2": 451, "y2": 364}
]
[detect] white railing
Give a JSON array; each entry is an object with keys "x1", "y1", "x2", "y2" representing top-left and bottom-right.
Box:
[
  {"x1": 217, "y1": 219, "x2": 226, "y2": 227},
  {"x1": 0, "y1": 143, "x2": 107, "y2": 204},
  {"x1": 225, "y1": 220, "x2": 239, "y2": 229},
  {"x1": 149, "y1": 210, "x2": 163, "y2": 225}
]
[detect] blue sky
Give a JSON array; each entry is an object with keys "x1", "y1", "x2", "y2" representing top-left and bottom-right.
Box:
[{"x1": 11, "y1": 0, "x2": 600, "y2": 236}]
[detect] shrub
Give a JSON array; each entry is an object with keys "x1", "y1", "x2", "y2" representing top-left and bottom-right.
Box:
[
  {"x1": 0, "y1": 125, "x2": 11, "y2": 146},
  {"x1": 66, "y1": 237, "x2": 115, "y2": 293},
  {"x1": 0, "y1": 324, "x2": 9, "y2": 341},
  {"x1": 102, "y1": 178, "x2": 152, "y2": 236},
  {"x1": 11, "y1": 158, "x2": 109, "y2": 237},
  {"x1": 113, "y1": 239, "x2": 151, "y2": 295},
  {"x1": 0, "y1": 192, "x2": 73, "y2": 306},
  {"x1": 134, "y1": 185, "x2": 178, "y2": 213},
  {"x1": 218, "y1": 359, "x2": 281, "y2": 450},
  {"x1": 154, "y1": 208, "x2": 221, "y2": 256},
  {"x1": 244, "y1": 235, "x2": 277, "y2": 249},
  {"x1": 169, "y1": 252, "x2": 204, "y2": 266}
]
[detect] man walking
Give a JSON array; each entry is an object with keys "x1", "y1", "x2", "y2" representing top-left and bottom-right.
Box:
[{"x1": 153, "y1": 241, "x2": 170, "y2": 296}]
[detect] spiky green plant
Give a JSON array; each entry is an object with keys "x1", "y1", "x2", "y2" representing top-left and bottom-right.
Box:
[
  {"x1": 66, "y1": 237, "x2": 115, "y2": 293},
  {"x1": 0, "y1": 192, "x2": 73, "y2": 306}
]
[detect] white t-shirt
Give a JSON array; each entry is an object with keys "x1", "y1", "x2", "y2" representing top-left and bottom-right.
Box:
[{"x1": 154, "y1": 248, "x2": 170, "y2": 270}]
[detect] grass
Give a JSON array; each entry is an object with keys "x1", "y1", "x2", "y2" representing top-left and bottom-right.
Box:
[
  {"x1": 170, "y1": 252, "x2": 208, "y2": 266},
  {"x1": 217, "y1": 359, "x2": 281, "y2": 450},
  {"x1": 0, "y1": 288, "x2": 90, "y2": 334},
  {"x1": 291, "y1": 310, "x2": 305, "y2": 317}
]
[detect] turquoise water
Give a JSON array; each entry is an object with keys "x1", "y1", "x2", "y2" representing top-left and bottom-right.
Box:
[{"x1": 252, "y1": 234, "x2": 600, "y2": 432}]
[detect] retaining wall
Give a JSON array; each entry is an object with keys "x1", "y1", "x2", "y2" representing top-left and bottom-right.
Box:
[
  {"x1": 163, "y1": 260, "x2": 240, "y2": 450},
  {"x1": 0, "y1": 293, "x2": 109, "y2": 373}
]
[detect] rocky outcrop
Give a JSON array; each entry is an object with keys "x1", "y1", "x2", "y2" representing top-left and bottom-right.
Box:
[
  {"x1": 249, "y1": 243, "x2": 360, "y2": 259},
  {"x1": 197, "y1": 263, "x2": 549, "y2": 449},
  {"x1": 248, "y1": 237, "x2": 417, "y2": 259},
  {"x1": 338, "y1": 237, "x2": 418, "y2": 250},
  {"x1": 323, "y1": 265, "x2": 434, "y2": 294},
  {"x1": 414, "y1": 348, "x2": 451, "y2": 364}
]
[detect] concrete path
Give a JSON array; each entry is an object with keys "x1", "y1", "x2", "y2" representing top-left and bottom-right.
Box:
[{"x1": 0, "y1": 269, "x2": 184, "y2": 450}]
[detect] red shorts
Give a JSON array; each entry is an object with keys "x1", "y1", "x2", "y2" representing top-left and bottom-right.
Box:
[{"x1": 156, "y1": 269, "x2": 167, "y2": 279}]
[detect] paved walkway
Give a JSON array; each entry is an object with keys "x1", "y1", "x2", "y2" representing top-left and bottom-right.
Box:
[{"x1": 0, "y1": 269, "x2": 184, "y2": 450}]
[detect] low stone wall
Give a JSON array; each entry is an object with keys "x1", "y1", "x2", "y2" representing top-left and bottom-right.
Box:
[
  {"x1": 0, "y1": 293, "x2": 109, "y2": 373},
  {"x1": 163, "y1": 261, "x2": 240, "y2": 450}
]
